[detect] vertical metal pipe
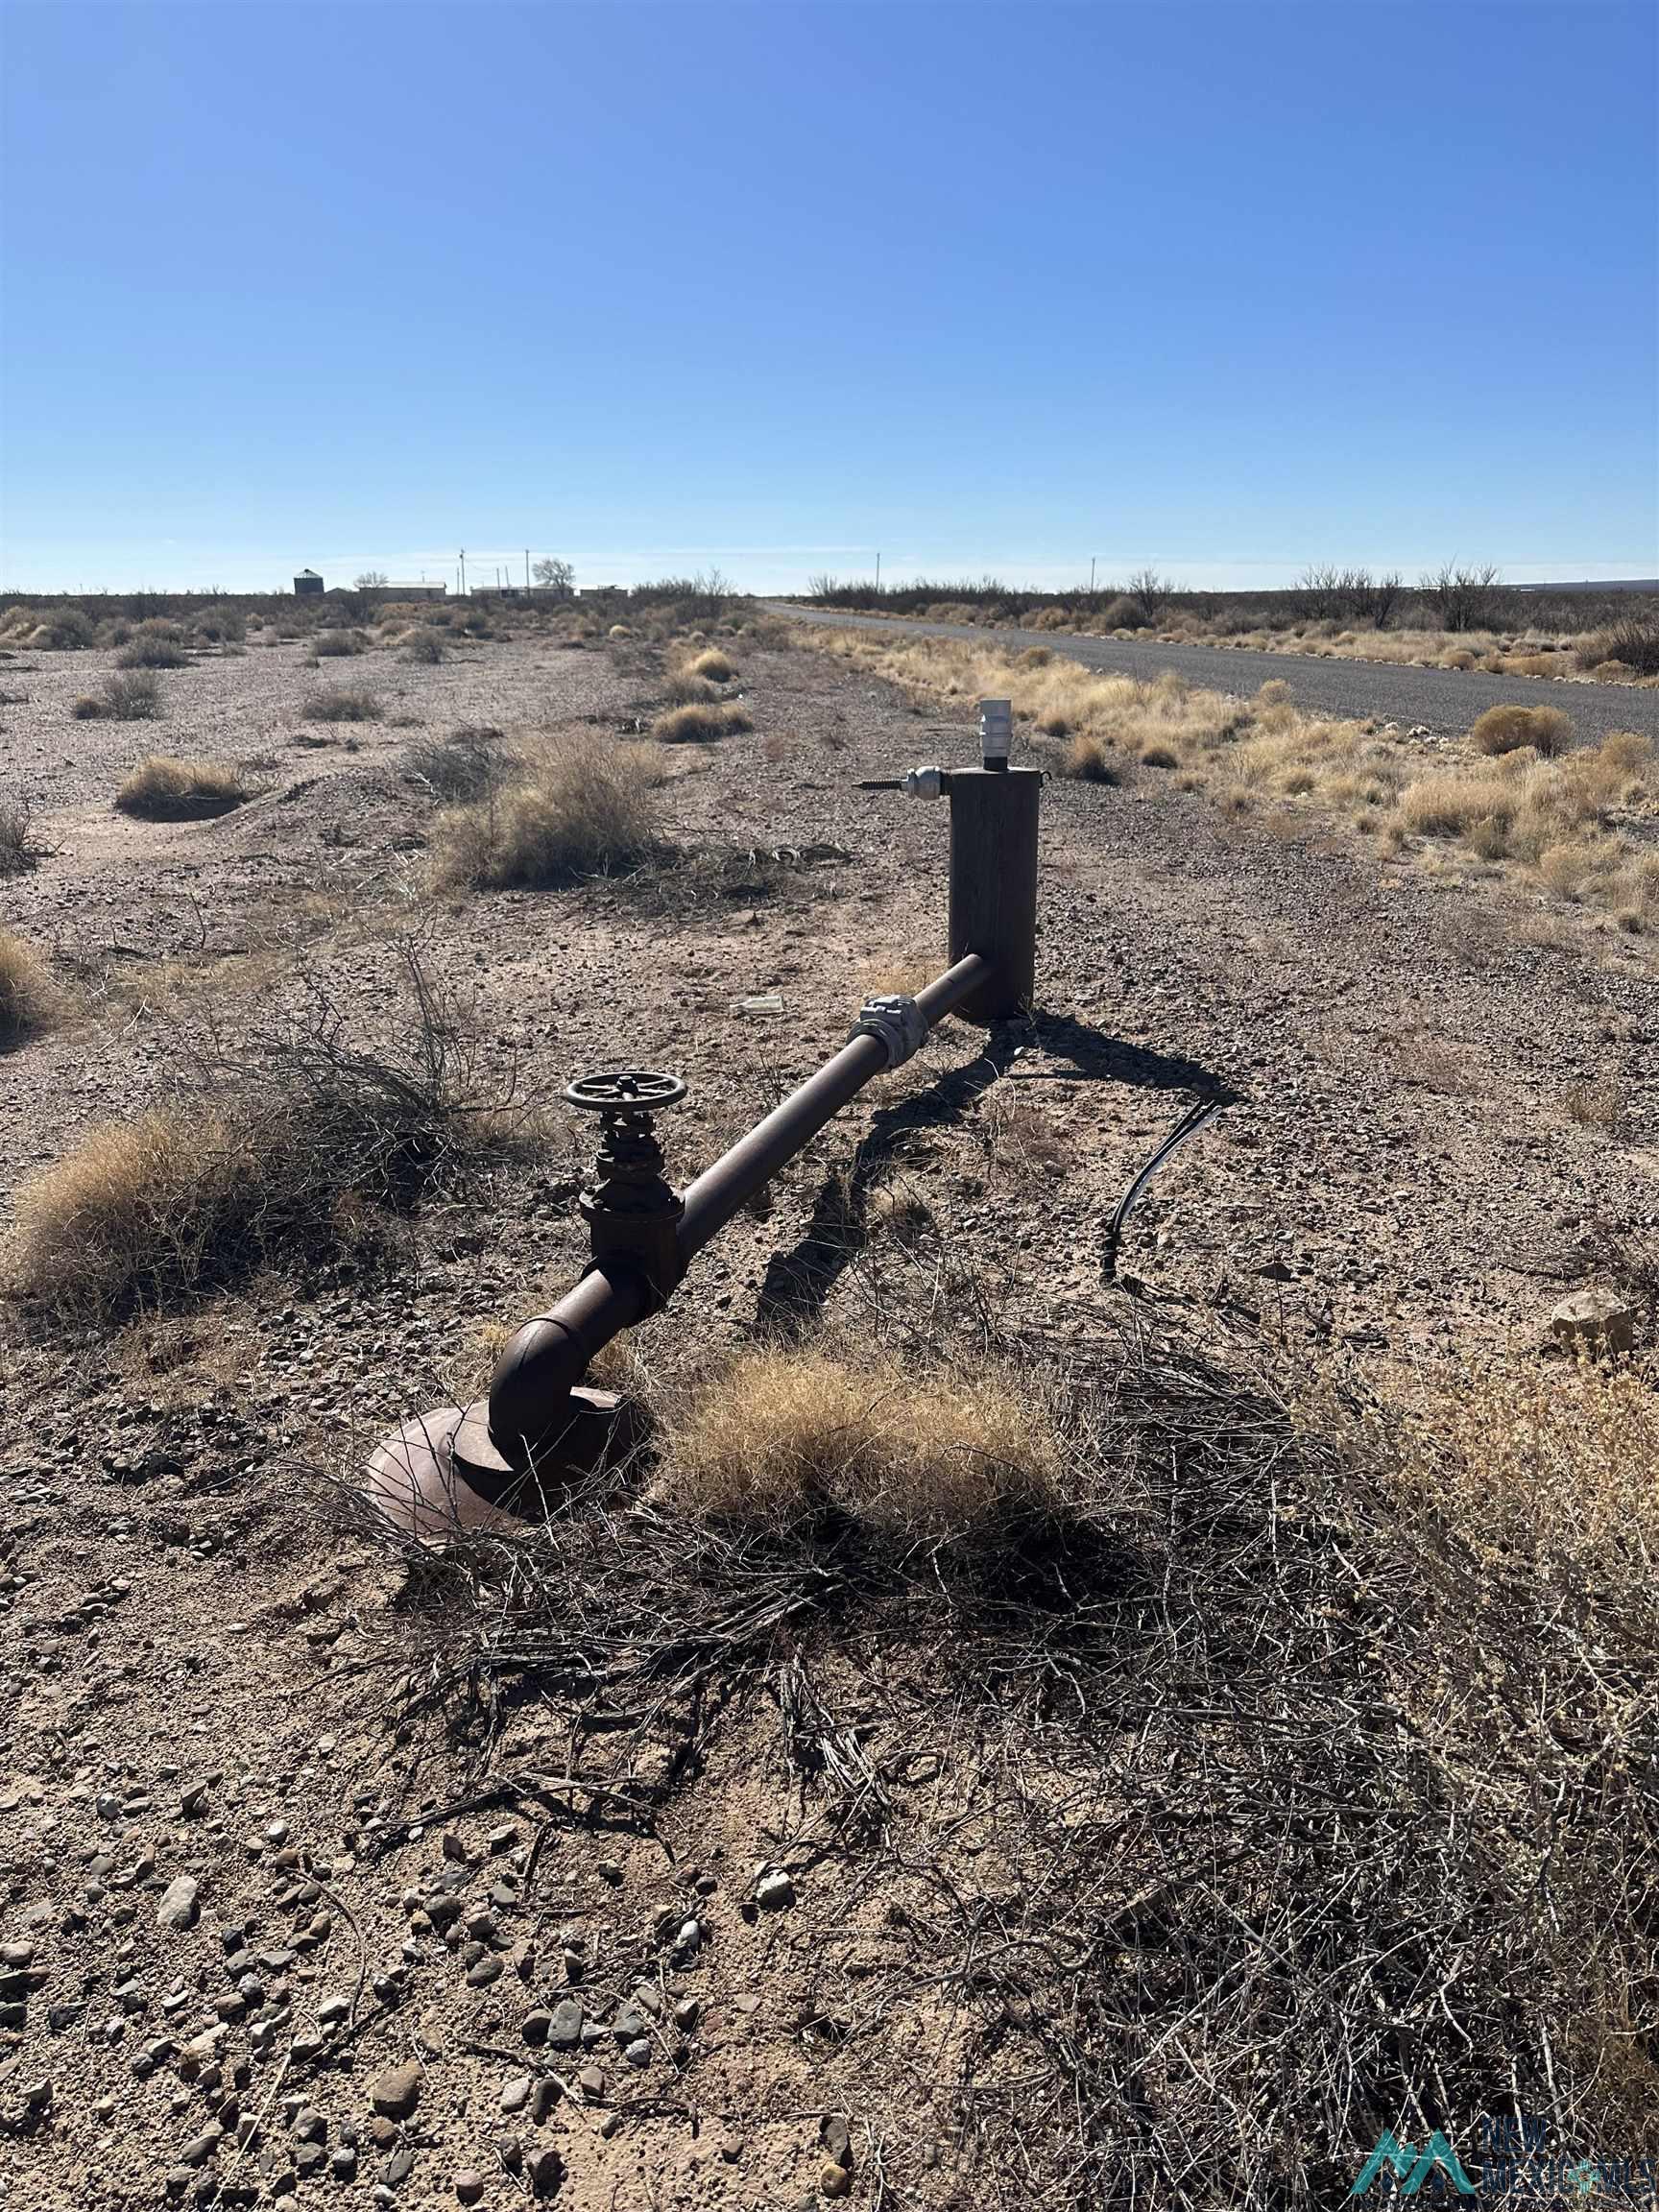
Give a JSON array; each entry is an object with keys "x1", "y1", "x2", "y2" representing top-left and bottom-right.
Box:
[{"x1": 948, "y1": 768, "x2": 1041, "y2": 1020}]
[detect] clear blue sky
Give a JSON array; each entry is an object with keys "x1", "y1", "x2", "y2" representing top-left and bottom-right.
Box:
[{"x1": 2, "y1": 0, "x2": 1654, "y2": 594}]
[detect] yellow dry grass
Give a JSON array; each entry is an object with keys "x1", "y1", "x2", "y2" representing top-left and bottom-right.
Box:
[
  {"x1": 0, "y1": 927, "x2": 58, "y2": 1045},
  {"x1": 687, "y1": 647, "x2": 734, "y2": 683},
  {"x1": 657, "y1": 1345, "x2": 1065, "y2": 1539},
  {"x1": 814, "y1": 630, "x2": 1659, "y2": 937},
  {"x1": 650, "y1": 701, "x2": 753, "y2": 745},
  {"x1": 115, "y1": 755, "x2": 248, "y2": 819},
  {"x1": 1470, "y1": 702, "x2": 1573, "y2": 757},
  {"x1": 431, "y1": 740, "x2": 661, "y2": 889},
  {"x1": 11, "y1": 1109, "x2": 247, "y2": 1316}
]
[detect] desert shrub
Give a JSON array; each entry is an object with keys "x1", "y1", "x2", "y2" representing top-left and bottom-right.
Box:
[
  {"x1": 26, "y1": 606, "x2": 96, "y2": 650},
  {"x1": 71, "y1": 695, "x2": 104, "y2": 720},
  {"x1": 115, "y1": 755, "x2": 248, "y2": 820},
  {"x1": 687, "y1": 647, "x2": 734, "y2": 682},
  {"x1": 1398, "y1": 772, "x2": 1518, "y2": 843},
  {"x1": 0, "y1": 927, "x2": 56, "y2": 1046},
  {"x1": 404, "y1": 629, "x2": 446, "y2": 663},
  {"x1": 190, "y1": 607, "x2": 246, "y2": 644},
  {"x1": 432, "y1": 744, "x2": 660, "y2": 890},
  {"x1": 658, "y1": 1346, "x2": 1063, "y2": 1540},
  {"x1": 1471, "y1": 703, "x2": 1573, "y2": 757},
  {"x1": 101, "y1": 670, "x2": 163, "y2": 721},
  {"x1": 0, "y1": 802, "x2": 44, "y2": 877},
  {"x1": 117, "y1": 622, "x2": 188, "y2": 669},
  {"x1": 406, "y1": 725, "x2": 503, "y2": 803},
  {"x1": 649, "y1": 701, "x2": 752, "y2": 745},
  {"x1": 1100, "y1": 593, "x2": 1146, "y2": 629},
  {"x1": 1579, "y1": 614, "x2": 1659, "y2": 677},
  {"x1": 314, "y1": 628, "x2": 368, "y2": 658},
  {"x1": 1140, "y1": 741, "x2": 1179, "y2": 768},
  {"x1": 11, "y1": 949, "x2": 531, "y2": 1317},
  {"x1": 303, "y1": 687, "x2": 384, "y2": 723}
]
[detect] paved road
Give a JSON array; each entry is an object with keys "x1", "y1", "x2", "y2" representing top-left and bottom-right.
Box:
[{"x1": 771, "y1": 605, "x2": 1656, "y2": 746}]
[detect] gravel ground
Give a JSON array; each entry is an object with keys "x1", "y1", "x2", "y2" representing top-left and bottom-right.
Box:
[
  {"x1": 775, "y1": 605, "x2": 1659, "y2": 747},
  {"x1": 1, "y1": 621, "x2": 1654, "y2": 2208}
]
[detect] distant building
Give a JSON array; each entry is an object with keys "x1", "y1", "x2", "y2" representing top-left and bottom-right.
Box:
[
  {"x1": 357, "y1": 581, "x2": 446, "y2": 601},
  {"x1": 294, "y1": 568, "x2": 325, "y2": 595}
]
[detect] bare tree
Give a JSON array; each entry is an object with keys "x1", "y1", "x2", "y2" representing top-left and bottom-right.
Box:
[
  {"x1": 1420, "y1": 564, "x2": 1500, "y2": 633},
  {"x1": 353, "y1": 569, "x2": 389, "y2": 589},
  {"x1": 532, "y1": 556, "x2": 575, "y2": 596},
  {"x1": 1127, "y1": 567, "x2": 1168, "y2": 622},
  {"x1": 694, "y1": 567, "x2": 733, "y2": 620}
]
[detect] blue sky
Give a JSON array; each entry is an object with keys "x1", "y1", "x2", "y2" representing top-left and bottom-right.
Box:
[{"x1": 2, "y1": 0, "x2": 1654, "y2": 594}]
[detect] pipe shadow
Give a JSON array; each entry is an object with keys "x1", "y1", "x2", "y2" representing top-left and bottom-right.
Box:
[{"x1": 752, "y1": 1011, "x2": 1236, "y2": 1341}]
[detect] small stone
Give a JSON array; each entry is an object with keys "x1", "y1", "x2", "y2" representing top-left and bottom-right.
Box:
[
  {"x1": 330, "y1": 2147, "x2": 358, "y2": 2181},
  {"x1": 180, "y1": 2128, "x2": 221, "y2": 2167},
  {"x1": 622, "y1": 2038, "x2": 651, "y2": 2069},
  {"x1": 596, "y1": 1860, "x2": 623, "y2": 1886},
  {"x1": 384, "y1": 2144, "x2": 416, "y2": 2186},
  {"x1": 466, "y1": 1956, "x2": 503, "y2": 1988},
  {"x1": 820, "y1": 2162, "x2": 852, "y2": 2199},
  {"x1": 295, "y1": 2107, "x2": 325, "y2": 2144},
  {"x1": 672, "y1": 1997, "x2": 700, "y2": 2032},
  {"x1": 755, "y1": 1870, "x2": 795, "y2": 1911},
  {"x1": 673, "y1": 1918, "x2": 702, "y2": 1954},
  {"x1": 487, "y1": 1824, "x2": 519, "y2": 1853},
  {"x1": 500, "y1": 2075, "x2": 532, "y2": 2113},
  {"x1": 532, "y1": 2077, "x2": 561, "y2": 2123},
  {"x1": 370, "y1": 2058, "x2": 424, "y2": 2121},
  {"x1": 156, "y1": 1876, "x2": 200, "y2": 1932},
  {"x1": 455, "y1": 2175, "x2": 485, "y2": 2205},
  {"x1": 821, "y1": 2117, "x2": 853, "y2": 2167},
  {"x1": 441, "y1": 1831, "x2": 469, "y2": 1863},
  {"x1": 527, "y1": 2147, "x2": 565, "y2": 2199},
  {"x1": 577, "y1": 2064, "x2": 604, "y2": 2099},
  {"x1": 548, "y1": 1999, "x2": 583, "y2": 2049},
  {"x1": 520, "y1": 2008, "x2": 552, "y2": 2046}
]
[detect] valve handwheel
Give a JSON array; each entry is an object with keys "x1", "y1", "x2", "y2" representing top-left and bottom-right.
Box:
[{"x1": 564, "y1": 1069, "x2": 687, "y2": 1114}]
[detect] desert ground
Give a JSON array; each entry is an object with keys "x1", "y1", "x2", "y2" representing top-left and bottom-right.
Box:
[{"x1": 1, "y1": 594, "x2": 1656, "y2": 2209}]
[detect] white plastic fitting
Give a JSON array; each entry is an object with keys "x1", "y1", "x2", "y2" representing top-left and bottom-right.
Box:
[{"x1": 902, "y1": 764, "x2": 946, "y2": 799}]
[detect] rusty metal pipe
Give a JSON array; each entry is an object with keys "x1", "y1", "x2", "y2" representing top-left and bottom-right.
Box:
[{"x1": 485, "y1": 950, "x2": 992, "y2": 1453}]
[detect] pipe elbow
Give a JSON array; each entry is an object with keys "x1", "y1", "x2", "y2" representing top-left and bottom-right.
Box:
[{"x1": 488, "y1": 1315, "x2": 591, "y2": 1449}]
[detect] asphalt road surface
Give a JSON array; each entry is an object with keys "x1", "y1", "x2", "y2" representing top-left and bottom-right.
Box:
[{"x1": 772, "y1": 605, "x2": 1657, "y2": 747}]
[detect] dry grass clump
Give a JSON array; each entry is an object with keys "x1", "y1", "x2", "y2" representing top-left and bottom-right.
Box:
[
  {"x1": 432, "y1": 742, "x2": 660, "y2": 890},
  {"x1": 3, "y1": 604, "x2": 96, "y2": 650},
  {"x1": 1471, "y1": 701, "x2": 1573, "y2": 756},
  {"x1": 116, "y1": 621, "x2": 188, "y2": 670},
  {"x1": 1063, "y1": 731, "x2": 1119, "y2": 781},
  {"x1": 687, "y1": 646, "x2": 734, "y2": 682},
  {"x1": 303, "y1": 686, "x2": 384, "y2": 723},
  {"x1": 114, "y1": 754, "x2": 248, "y2": 819},
  {"x1": 1394, "y1": 732, "x2": 1656, "y2": 920},
  {"x1": 0, "y1": 927, "x2": 57, "y2": 1046},
  {"x1": 314, "y1": 628, "x2": 369, "y2": 659},
  {"x1": 659, "y1": 669, "x2": 718, "y2": 707},
  {"x1": 658, "y1": 1345, "x2": 1064, "y2": 1540},
  {"x1": 649, "y1": 700, "x2": 753, "y2": 745},
  {"x1": 0, "y1": 802, "x2": 45, "y2": 878},
  {"x1": 403, "y1": 628, "x2": 446, "y2": 663},
  {"x1": 12, "y1": 948, "x2": 536, "y2": 1318}
]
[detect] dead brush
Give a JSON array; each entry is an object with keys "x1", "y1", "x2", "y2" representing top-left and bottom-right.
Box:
[
  {"x1": 0, "y1": 800, "x2": 48, "y2": 877},
  {"x1": 115, "y1": 753, "x2": 248, "y2": 818},
  {"x1": 0, "y1": 926, "x2": 58, "y2": 1045},
  {"x1": 339, "y1": 1310, "x2": 1659, "y2": 2199},
  {"x1": 405, "y1": 725, "x2": 504, "y2": 804},
  {"x1": 302, "y1": 686, "x2": 384, "y2": 723},
  {"x1": 11, "y1": 940, "x2": 543, "y2": 1318}
]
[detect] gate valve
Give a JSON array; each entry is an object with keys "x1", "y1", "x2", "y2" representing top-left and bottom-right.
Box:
[{"x1": 564, "y1": 1069, "x2": 688, "y2": 1310}]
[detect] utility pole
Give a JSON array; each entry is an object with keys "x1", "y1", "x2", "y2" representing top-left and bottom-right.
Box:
[
  {"x1": 1090, "y1": 557, "x2": 1096, "y2": 598},
  {"x1": 524, "y1": 548, "x2": 530, "y2": 589},
  {"x1": 460, "y1": 549, "x2": 467, "y2": 595},
  {"x1": 875, "y1": 550, "x2": 881, "y2": 594}
]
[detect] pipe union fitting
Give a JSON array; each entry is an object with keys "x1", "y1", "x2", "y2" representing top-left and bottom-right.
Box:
[{"x1": 851, "y1": 993, "x2": 926, "y2": 1070}]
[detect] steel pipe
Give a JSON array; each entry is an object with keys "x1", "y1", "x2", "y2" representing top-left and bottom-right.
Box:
[{"x1": 485, "y1": 950, "x2": 993, "y2": 1455}]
